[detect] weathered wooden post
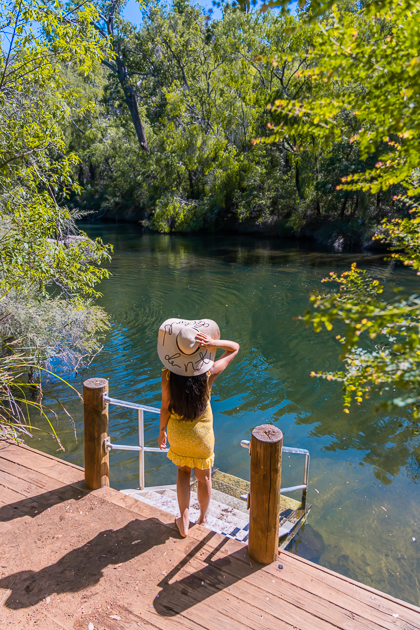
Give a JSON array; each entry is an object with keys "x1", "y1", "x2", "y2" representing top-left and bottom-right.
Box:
[
  {"x1": 83, "y1": 378, "x2": 109, "y2": 489},
  {"x1": 248, "y1": 424, "x2": 283, "y2": 564}
]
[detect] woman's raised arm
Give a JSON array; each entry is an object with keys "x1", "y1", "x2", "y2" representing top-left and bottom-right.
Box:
[{"x1": 195, "y1": 332, "x2": 239, "y2": 385}]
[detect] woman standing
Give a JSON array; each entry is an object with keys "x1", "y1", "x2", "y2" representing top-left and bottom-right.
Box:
[{"x1": 157, "y1": 318, "x2": 239, "y2": 537}]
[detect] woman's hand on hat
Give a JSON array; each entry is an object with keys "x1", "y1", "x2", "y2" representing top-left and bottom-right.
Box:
[{"x1": 195, "y1": 332, "x2": 217, "y2": 348}]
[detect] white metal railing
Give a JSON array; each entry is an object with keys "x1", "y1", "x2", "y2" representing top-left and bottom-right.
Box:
[{"x1": 103, "y1": 394, "x2": 166, "y2": 491}]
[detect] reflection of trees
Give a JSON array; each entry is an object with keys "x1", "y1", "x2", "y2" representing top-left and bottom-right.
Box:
[
  {"x1": 406, "y1": 453, "x2": 420, "y2": 484},
  {"x1": 86, "y1": 227, "x2": 390, "y2": 270},
  {"x1": 250, "y1": 304, "x2": 420, "y2": 485},
  {"x1": 296, "y1": 410, "x2": 420, "y2": 485}
]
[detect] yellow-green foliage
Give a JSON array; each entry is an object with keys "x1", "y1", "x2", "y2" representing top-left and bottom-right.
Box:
[
  {"x1": 262, "y1": 0, "x2": 420, "y2": 421},
  {"x1": 0, "y1": 0, "x2": 112, "y2": 300},
  {"x1": 0, "y1": 0, "x2": 112, "y2": 441}
]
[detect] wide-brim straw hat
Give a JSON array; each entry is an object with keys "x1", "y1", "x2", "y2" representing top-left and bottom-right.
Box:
[{"x1": 157, "y1": 318, "x2": 220, "y2": 377}]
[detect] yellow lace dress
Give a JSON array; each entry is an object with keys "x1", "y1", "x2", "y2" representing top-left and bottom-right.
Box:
[{"x1": 165, "y1": 370, "x2": 215, "y2": 470}]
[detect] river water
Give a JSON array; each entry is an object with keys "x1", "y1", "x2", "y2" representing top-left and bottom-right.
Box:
[{"x1": 30, "y1": 226, "x2": 420, "y2": 606}]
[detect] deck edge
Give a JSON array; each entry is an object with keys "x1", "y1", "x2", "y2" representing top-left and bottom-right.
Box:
[{"x1": 281, "y1": 550, "x2": 420, "y2": 615}]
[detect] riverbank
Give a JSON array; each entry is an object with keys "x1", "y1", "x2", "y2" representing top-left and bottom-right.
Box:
[
  {"x1": 216, "y1": 215, "x2": 385, "y2": 252},
  {"x1": 84, "y1": 211, "x2": 389, "y2": 252}
]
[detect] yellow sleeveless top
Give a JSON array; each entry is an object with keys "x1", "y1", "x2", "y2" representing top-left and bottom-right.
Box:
[{"x1": 164, "y1": 369, "x2": 214, "y2": 470}]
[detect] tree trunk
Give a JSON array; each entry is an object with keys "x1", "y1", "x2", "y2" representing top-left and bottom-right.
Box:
[
  {"x1": 340, "y1": 195, "x2": 348, "y2": 220},
  {"x1": 350, "y1": 194, "x2": 359, "y2": 217},
  {"x1": 295, "y1": 162, "x2": 303, "y2": 200},
  {"x1": 375, "y1": 192, "x2": 381, "y2": 219},
  {"x1": 105, "y1": 2, "x2": 149, "y2": 153},
  {"x1": 122, "y1": 83, "x2": 149, "y2": 152},
  {"x1": 114, "y1": 53, "x2": 149, "y2": 152}
]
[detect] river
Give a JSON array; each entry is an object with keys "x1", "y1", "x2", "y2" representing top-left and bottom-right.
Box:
[{"x1": 29, "y1": 225, "x2": 420, "y2": 606}]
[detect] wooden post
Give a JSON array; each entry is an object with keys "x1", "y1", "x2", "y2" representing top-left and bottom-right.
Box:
[
  {"x1": 248, "y1": 424, "x2": 283, "y2": 564},
  {"x1": 83, "y1": 378, "x2": 109, "y2": 490}
]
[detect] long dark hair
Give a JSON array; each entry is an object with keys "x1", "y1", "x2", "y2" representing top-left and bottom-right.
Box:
[{"x1": 169, "y1": 372, "x2": 209, "y2": 421}]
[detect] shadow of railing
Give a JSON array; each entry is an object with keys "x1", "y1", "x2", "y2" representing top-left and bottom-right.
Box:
[{"x1": 154, "y1": 534, "x2": 261, "y2": 616}]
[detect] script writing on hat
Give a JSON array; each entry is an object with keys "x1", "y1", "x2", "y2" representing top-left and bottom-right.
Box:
[
  {"x1": 165, "y1": 353, "x2": 182, "y2": 368},
  {"x1": 183, "y1": 350, "x2": 211, "y2": 373}
]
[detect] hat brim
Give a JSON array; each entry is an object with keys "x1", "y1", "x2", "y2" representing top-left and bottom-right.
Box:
[{"x1": 157, "y1": 318, "x2": 220, "y2": 377}]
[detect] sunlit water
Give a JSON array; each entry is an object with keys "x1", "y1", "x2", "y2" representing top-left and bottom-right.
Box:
[{"x1": 27, "y1": 226, "x2": 420, "y2": 606}]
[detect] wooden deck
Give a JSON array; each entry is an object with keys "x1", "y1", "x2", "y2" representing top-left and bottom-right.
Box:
[{"x1": 1, "y1": 441, "x2": 419, "y2": 630}]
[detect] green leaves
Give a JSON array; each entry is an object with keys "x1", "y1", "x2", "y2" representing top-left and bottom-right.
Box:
[
  {"x1": 0, "y1": 0, "x2": 112, "y2": 300},
  {"x1": 251, "y1": 1, "x2": 420, "y2": 423},
  {"x1": 304, "y1": 261, "x2": 420, "y2": 419},
  {"x1": 0, "y1": 0, "x2": 112, "y2": 441},
  {"x1": 265, "y1": 3, "x2": 420, "y2": 201}
]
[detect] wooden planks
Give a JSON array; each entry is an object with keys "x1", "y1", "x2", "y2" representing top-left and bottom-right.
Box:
[
  {"x1": 0, "y1": 442, "x2": 83, "y2": 483},
  {"x1": 100, "y1": 483, "x2": 420, "y2": 629},
  {"x1": 0, "y1": 440, "x2": 420, "y2": 630},
  {"x1": 0, "y1": 442, "x2": 86, "y2": 535}
]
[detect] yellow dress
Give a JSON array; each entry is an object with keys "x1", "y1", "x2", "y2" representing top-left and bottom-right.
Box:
[{"x1": 165, "y1": 371, "x2": 215, "y2": 470}]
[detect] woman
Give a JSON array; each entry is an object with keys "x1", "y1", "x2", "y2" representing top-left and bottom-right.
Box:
[{"x1": 157, "y1": 318, "x2": 239, "y2": 537}]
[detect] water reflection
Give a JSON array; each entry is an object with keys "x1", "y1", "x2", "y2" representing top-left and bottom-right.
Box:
[
  {"x1": 26, "y1": 227, "x2": 420, "y2": 606},
  {"x1": 301, "y1": 410, "x2": 420, "y2": 485}
]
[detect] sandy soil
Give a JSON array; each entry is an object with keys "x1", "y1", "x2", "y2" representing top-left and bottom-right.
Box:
[{"x1": 0, "y1": 485, "x2": 205, "y2": 629}]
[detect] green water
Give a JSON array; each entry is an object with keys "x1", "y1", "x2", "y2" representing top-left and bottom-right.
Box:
[{"x1": 31, "y1": 226, "x2": 419, "y2": 606}]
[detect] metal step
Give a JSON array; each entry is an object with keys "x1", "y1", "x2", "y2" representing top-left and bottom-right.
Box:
[
  {"x1": 122, "y1": 488, "x2": 250, "y2": 542},
  {"x1": 122, "y1": 468, "x2": 311, "y2": 548}
]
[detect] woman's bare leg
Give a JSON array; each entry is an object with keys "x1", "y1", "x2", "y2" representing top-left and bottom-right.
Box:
[
  {"x1": 194, "y1": 467, "x2": 212, "y2": 524},
  {"x1": 176, "y1": 466, "x2": 192, "y2": 537}
]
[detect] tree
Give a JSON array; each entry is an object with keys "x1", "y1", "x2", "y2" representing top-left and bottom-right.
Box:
[
  {"x1": 69, "y1": 2, "x2": 328, "y2": 230},
  {"x1": 93, "y1": 0, "x2": 150, "y2": 151},
  {"x1": 66, "y1": 1, "x2": 406, "y2": 240},
  {"x1": 0, "y1": 0, "x2": 112, "y2": 442},
  {"x1": 262, "y1": 0, "x2": 420, "y2": 423}
]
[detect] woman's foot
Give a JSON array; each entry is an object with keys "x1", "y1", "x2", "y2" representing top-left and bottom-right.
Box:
[
  {"x1": 196, "y1": 514, "x2": 207, "y2": 525},
  {"x1": 175, "y1": 516, "x2": 188, "y2": 538}
]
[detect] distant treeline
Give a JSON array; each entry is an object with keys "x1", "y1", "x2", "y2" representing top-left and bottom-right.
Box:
[{"x1": 67, "y1": 0, "x2": 404, "y2": 247}]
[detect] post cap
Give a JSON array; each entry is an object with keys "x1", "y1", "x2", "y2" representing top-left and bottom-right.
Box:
[
  {"x1": 252, "y1": 424, "x2": 283, "y2": 443},
  {"x1": 83, "y1": 378, "x2": 108, "y2": 389}
]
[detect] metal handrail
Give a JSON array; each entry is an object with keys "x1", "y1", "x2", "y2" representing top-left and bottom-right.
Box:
[
  {"x1": 104, "y1": 437, "x2": 168, "y2": 454},
  {"x1": 103, "y1": 394, "x2": 159, "y2": 414},
  {"x1": 240, "y1": 439, "x2": 310, "y2": 508},
  {"x1": 103, "y1": 394, "x2": 162, "y2": 491}
]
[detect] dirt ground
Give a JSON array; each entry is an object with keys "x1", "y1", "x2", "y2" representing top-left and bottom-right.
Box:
[
  {"x1": 1, "y1": 481, "x2": 279, "y2": 630},
  {"x1": 0, "y1": 485, "x2": 216, "y2": 630}
]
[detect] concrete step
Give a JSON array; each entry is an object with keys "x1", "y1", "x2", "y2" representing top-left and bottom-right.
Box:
[{"x1": 122, "y1": 488, "x2": 250, "y2": 542}]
